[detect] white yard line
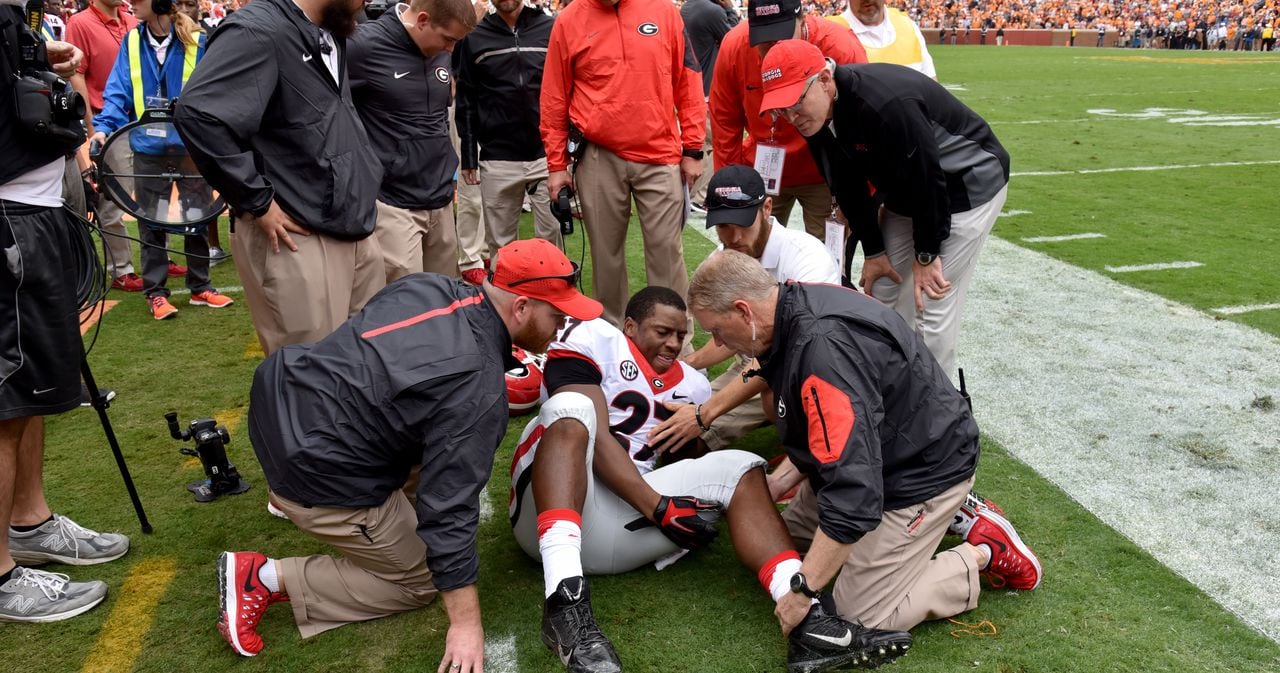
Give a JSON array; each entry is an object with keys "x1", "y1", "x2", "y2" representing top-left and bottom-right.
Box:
[
  {"x1": 965, "y1": 237, "x2": 1280, "y2": 643},
  {"x1": 1022, "y1": 233, "x2": 1106, "y2": 243},
  {"x1": 1105, "y1": 261, "x2": 1203, "y2": 273},
  {"x1": 999, "y1": 209, "x2": 1032, "y2": 217},
  {"x1": 1212, "y1": 303, "x2": 1280, "y2": 316},
  {"x1": 484, "y1": 633, "x2": 519, "y2": 673},
  {"x1": 1013, "y1": 159, "x2": 1280, "y2": 177},
  {"x1": 480, "y1": 486, "x2": 494, "y2": 524},
  {"x1": 168, "y1": 285, "x2": 244, "y2": 296}
]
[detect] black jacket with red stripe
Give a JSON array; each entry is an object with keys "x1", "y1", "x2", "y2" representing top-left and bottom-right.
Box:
[
  {"x1": 247, "y1": 273, "x2": 518, "y2": 591},
  {"x1": 758, "y1": 282, "x2": 978, "y2": 544}
]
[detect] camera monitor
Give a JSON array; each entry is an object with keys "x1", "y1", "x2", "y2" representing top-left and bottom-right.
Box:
[{"x1": 93, "y1": 106, "x2": 226, "y2": 235}]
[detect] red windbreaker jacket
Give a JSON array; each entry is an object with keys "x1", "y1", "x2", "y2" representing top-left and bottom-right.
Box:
[
  {"x1": 540, "y1": 0, "x2": 706, "y2": 172},
  {"x1": 710, "y1": 15, "x2": 866, "y2": 188}
]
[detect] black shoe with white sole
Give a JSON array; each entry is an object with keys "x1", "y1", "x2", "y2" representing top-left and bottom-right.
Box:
[
  {"x1": 541, "y1": 577, "x2": 622, "y2": 673},
  {"x1": 787, "y1": 602, "x2": 911, "y2": 672}
]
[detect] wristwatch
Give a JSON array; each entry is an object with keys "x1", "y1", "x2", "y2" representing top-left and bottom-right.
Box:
[
  {"x1": 682, "y1": 148, "x2": 705, "y2": 161},
  {"x1": 790, "y1": 572, "x2": 821, "y2": 598},
  {"x1": 915, "y1": 251, "x2": 938, "y2": 266}
]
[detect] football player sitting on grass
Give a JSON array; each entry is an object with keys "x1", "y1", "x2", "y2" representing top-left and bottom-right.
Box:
[{"x1": 508, "y1": 286, "x2": 912, "y2": 673}]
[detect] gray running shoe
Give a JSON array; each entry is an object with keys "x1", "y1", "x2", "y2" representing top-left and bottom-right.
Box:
[
  {"x1": 9, "y1": 513, "x2": 130, "y2": 566},
  {"x1": 0, "y1": 567, "x2": 107, "y2": 623}
]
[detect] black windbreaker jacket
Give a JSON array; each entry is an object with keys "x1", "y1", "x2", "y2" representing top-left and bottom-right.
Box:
[
  {"x1": 808, "y1": 63, "x2": 1009, "y2": 256},
  {"x1": 757, "y1": 282, "x2": 979, "y2": 545},
  {"x1": 174, "y1": 0, "x2": 382, "y2": 239},
  {"x1": 452, "y1": 7, "x2": 554, "y2": 170},
  {"x1": 248, "y1": 274, "x2": 520, "y2": 592},
  {"x1": 349, "y1": 11, "x2": 457, "y2": 211}
]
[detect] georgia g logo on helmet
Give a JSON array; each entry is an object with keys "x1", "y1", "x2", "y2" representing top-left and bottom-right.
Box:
[{"x1": 638, "y1": 22, "x2": 659, "y2": 36}]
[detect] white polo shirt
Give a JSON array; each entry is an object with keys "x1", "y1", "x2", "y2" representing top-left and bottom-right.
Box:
[{"x1": 719, "y1": 217, "x2": 840, "y2": 284}]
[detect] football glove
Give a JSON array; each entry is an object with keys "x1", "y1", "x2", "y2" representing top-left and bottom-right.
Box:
[{"x1": 652, "y1": 495, "x2": 722, "y2": 550}]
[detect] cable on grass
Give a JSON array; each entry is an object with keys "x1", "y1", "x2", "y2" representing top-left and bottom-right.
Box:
[{"x1": 947, "y1": 618, "x2": 999, "y2": 638}]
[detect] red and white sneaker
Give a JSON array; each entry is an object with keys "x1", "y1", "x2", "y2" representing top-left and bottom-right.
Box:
[
  {"x1": 167, "y1": 260, "x2": 188, "y2": 277},
  {"x1": 216, "y1": 551, "x2": 282, "y2": 656},
  {"x1": 948, "y1": 489, "x2": 1006, "y2": 535},
  {"x1": 461, "y1": 268, "x2": 487, "y2": 286},
  {"x1": 965, "y1": 509, "x2": 1043, "y2": 591}
]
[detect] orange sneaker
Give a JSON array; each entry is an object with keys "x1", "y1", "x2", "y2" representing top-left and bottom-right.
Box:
[
  {"x1": 149, "y1": 295, "x2": 178, "y2": 320},
  {"x1": 190, "y1": 290, "x2": 234, "y2": 308}
]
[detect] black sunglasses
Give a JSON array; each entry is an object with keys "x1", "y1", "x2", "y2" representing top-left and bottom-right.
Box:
[
  {"x1": 709, "y1": 190, "x2": 764, "y2": 209},
  {"x1": 489, "y1": 261, "x2": 582, "y2": 289}
]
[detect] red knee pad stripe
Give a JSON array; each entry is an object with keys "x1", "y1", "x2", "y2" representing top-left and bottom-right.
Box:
[
  {"x1": 537, "y1": 509, "x2": 583, "y2": 537},
  {"x1": 758, "y1": 549, "x2": 801, "y2": 589}
]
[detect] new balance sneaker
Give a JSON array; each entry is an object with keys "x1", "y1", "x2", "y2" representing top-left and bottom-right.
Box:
[
  {"x1": 8, "y1": 513, "x2": 130, "y2": 566},
  {"x1": 461, "y1": 268, "x2": 487, "y2": 286},
  {"x1": 541, "y1": 577, "x2": 622, "y2": 673},
  {"x1": 149, "y1": 295, "x2": 178, "y2": 320},
  {"x1": 787, "y1": 602, "x2": 911, "y2": 673},
  {"x1": 167, "y1": 260, "x2": 188, "y2": 277},
  {"x1": 110, "y1": 273, "x2": 143, "y2": 292},
  {"x1": 190, "y1": 290, "x2": 234, "y2": 308},
  {"x1": 217, "y1": 551, "x2": 284, "y2": 656},
  {"x1": 965, "y1": 508, "x2": 1043, "y2": 590},
  {"x1": 947, "y1": 489, "x2": 1006, "y2": 536},
  {"x1": 0, "y1": 567, "x2": 107, "y2": 623}
]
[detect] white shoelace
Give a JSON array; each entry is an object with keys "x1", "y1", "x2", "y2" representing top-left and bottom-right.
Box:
[
  {"x1": 14, "y1": 568, "x2": 70, "y2": 600},
  {"x1": 45, "y1": 515, "x2": 102, "y2": 561}
]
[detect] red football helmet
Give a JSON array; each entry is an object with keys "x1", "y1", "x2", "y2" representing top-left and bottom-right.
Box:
[{"x1": 506, "y1": 347, "x2": 546, "y2": 415}]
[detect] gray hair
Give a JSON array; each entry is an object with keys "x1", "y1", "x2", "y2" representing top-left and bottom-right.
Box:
[{"x1": 688, "y1": 250, "x2": 777, "y2": 314}]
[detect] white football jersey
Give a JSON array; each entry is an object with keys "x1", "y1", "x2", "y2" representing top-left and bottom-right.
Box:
[{"x1": 545, "y1": 318, "x2": 711, "y2": 473}]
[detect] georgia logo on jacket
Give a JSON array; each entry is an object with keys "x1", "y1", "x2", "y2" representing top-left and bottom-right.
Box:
[
  {"x1": 638, "y1": 22, "x2": 659, "y2": 36},
  {"x1": 434, "y1": 67, "x2": 450, "y2": 83}
]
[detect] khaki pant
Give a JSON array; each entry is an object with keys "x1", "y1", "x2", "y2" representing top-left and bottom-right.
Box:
[
  {"x1": 868, "y1": 185, "x2": 1007, "y2": 379},
  {"x1": 575, "y1": 145, "x2": 689, "y2": 326},
  {"x1": 479, "y1": 158, "x2": 561, "y2": 250},
  {"x1": 97, "y1": 198, "x2": 136, "y2": 278},
  {"x1": 269, "y1": 492, "x2": 438, "y2": 639},
  {"x1": 373, "y1": 200, "x2": 459, "y2": 282},
  {"x1": 689, "y1": 112, "x2": 714, "y2": 205},
  {"x1": 773, "y1": 182, "x2": 832, "y2": 240},
  {"x1": 782, "y1": 475, "x2": 979, "y2": 631},
  {"x1": 702, "y1": 356, "x2": 768, "y2": 451},
  {"x1": 449, "y1": 105, "x2": 488, "y2": 271},
  {"x1": 231, "y1": 216, "x2": 385, "y2": 356}
]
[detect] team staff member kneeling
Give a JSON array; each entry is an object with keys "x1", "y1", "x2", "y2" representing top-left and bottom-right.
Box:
[
  {"x1": 509, "y1": 287, "x2": 910, "y2": 673},
  {"x1": 687, "y1": 251, "x2": 1042, "y2": 635},
  {"x1": 218, "y1": 240, "x2": 601, "y2": 673}
]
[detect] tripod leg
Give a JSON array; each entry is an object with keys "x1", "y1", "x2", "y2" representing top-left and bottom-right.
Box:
[{"x1": 80, "y1": 354, "x2": 152, "y2": 534}]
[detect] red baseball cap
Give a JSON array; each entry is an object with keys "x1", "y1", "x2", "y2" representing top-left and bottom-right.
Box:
[
  {"x1": 488, "y1": 239, "x2": 603, "y2": 321},
  {"x1": 759, "y1": 39, "x2": 829, "y2": 114}
]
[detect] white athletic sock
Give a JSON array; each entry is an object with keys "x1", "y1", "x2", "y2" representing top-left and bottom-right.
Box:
[
  {"x1": 537, "y1": 509, "x2": 583, "y2": 598},
  {"x1": 759, "y1": 550, "x2": 804, "y2": 602},
  {"x1": 258, "y1": 558, "x2": 281, "y2": 593}
]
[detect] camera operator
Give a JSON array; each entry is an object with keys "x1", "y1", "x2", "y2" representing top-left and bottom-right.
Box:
[
  {"x1": 347, "y1": 0, "x2": 477, "y2": 282},
  {"x1": 173, "y1": 0, "x2": 387, "y2": 356},
  {"x1": 0, "y1": 2, "x2": 130, "y2": 623}
]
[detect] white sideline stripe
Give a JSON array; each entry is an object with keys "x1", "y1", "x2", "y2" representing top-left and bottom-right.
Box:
[
  {"x1": 993, "y1": 118, "x2": 1092, "y2": 125},
  {"x1": 1022, "y1": 232, "x2": 1106, "y2": 243},
  {"x1": 965, "y1": 237, "x2": 1280, "y2": 643},
  {"x1": 1212, "y1": 303, "x2": 1280, "y2": 316},
  {"x1": 484, "y1": 634, "x2": 519, "y2": 673},
  {"x1": 169, "y1": 285, "x2": 244, "y2": 296},
  {"x1": 1000, "y1": 209, "x2": 1032, "y2": 217},
  {"x1": 1105, "y1": 261, "x2": 1203, "y2": 273},
  {"x1": 1013, "y1": 159, "x2": 1280, "y2": 177},
  {"x1": 480, "y1": 485, "x2": 493, "y2": 523}
]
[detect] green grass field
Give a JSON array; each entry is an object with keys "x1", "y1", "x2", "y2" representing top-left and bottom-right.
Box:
[{"x1": 5, "y1": 46, "x2": 1280, "y2": 673}]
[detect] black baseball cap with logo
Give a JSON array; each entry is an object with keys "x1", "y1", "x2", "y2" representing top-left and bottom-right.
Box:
[
  {"x1": 705, "y1": 165, "x2": 767, "y2": 228},
  {"x1": 748, "y1": 0, "x2": 802, "y2": 46}
]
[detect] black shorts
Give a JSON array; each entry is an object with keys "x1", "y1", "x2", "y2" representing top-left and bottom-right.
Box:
[{"x1": 0, "y1": 200, "x2": 82, "y2": 421}]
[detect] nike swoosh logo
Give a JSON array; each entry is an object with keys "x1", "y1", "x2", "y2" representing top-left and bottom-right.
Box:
[
  {"x1": 976, "y1": 534, "x2": 1007, "y2": 554},
  {"x1": 810, "y1": 630, "x2": 853, "y2": 647},
  {"x1": 672, "y1": 394, "x2": 691, "y2": 402},
  {"x1": 302, "y1": 53, "x2": 313, "y2": 62},
  {"x1": 394, "y1": 71, "x2": 409, "y2": 79},
  {"x1": 32, "y1": 387, "x2": 55, "y2": 395},
  {"x1": 243, "y1": 560, "x2": 259, "y2": 593}
]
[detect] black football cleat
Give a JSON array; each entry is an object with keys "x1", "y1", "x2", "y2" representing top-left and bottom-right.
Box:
[
  {"x1": 787, "y1": 602, "x2": 912, "y2": 672},
  {"x1": 541, "y1": 576, "x2": 623, "y2": 673}
]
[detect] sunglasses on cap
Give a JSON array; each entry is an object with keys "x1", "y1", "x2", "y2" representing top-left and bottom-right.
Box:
[
  {"x1": 710, "y1": 190, "x2": 765, "y2": 209},
  {"x1": 489, "y1": 261, "x2": 583, "y2": 289}
]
